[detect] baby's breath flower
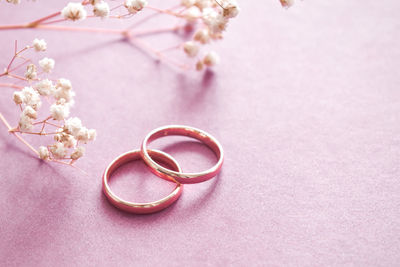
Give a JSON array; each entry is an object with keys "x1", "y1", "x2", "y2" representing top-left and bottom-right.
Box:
[
  {"x1": 25, "y1": 64, "x2": 37, "y2": 80},
  {"x1": 13, "y1": 91, "x2": 24, "y2": 105},
  {"x1": 71, "y1": 146, "x2": 85, "y2": 160},
  {"x1": 196, "y1": 60, "x2": 204, "y2": 71},
  {"x1": 54, "y1": 78, "x2": 75, "y2": 103},
  {"x1": 62, "y1": 2, "x2": 87, "y2": 21},
  {"x1": 21, "y1": 86, "x2": 42, "y2": 110},
  {"x1": 50, "y1": 142, "x2": 68, "y2": 159},
  {"x1": 35, "y1": 79, "x2": 54, "y2": 96},
  {"x1": 203, "y1": 8, "x2": 228, "y2": 35},
  {"x1": 203, "y1": 51, "x2": 219, "y2": 66},
  {"x1": 38, "y1": 57, "x2": 55, "y2": 73},
  {"x1": 124, "y1": 0, "x2": 148, "y2": 14},
  {"x1": 193, "y1": 28, "x2": 210, "y2": 44},
  {"x1": 50, "y1": 103, "x2": 70, "y2": 121},
  {"x1": 185, "y1": 6, "x2": 202, "y2": 22},
  {"x1": 18, "y1": 114, "x2": 33, "y2": 131},
  {"x1": 63, "y1": 117, "x2": 82, "y2": 137},
  {"x1": 88, "y1": 129, "x2": 97, "y2": 141},
  {"x1": 222, "y1": 0, "x2": 240, "y2": 18},
  {"x1": 93, "y1": 1, "x2": 110, "y2": 18},
  {"x1": 183, "y1": 41, "x2": 199, "y2": 57},
  {"x1": 89, "y1": 0, "x2": 102, "y2": 4},
  {"x1": 32, "y1": 38, "x2": 47, "y2": 52},
  {"x1": 54, "y1": 132, "x2": 76, "y2": 148},
  {"x1": 181, "y1": 0, "x2": 196, "y2": 8},
  {"x1": 6, "y1": 0, "x2": 21, "y2": 4},
  {"x1": 22, "y1": 106, "x2": 37, "y2": 119},
  {"x1": 280, "y1": 0, "x2": 294, "y2": 8},
  {"x1": 38, "y1": 146, "x2": 50, "y2": 160}
]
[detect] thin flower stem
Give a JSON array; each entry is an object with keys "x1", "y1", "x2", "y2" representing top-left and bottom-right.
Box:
[
  {"x1": 7, "y1": 73, "x2": 28, "y2": 81},
  {"x1": 130, "y1": 26, "x2": 181, "y2": 37},
  {"x1": 0, "y1": 83, "x2": 23, "y2": 89},
  {"x1": 36, "y1": 25, "x2": 126, "y2": 34},
  {"x1": 145, "y1": 6, "x2": 185, "y2": 18},
  {"x1": 28, "y1": 12, "x2": 61, "y2": 27}
]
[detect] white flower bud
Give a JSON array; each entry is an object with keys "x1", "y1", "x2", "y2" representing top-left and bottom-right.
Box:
[
  {"x1": 93, "y1": 1, "x2": 110, "y2": 18},
  {"x1": 22, "y1": 106, "x2": 37, "y2": 119},
  {"x1": 13, "y1": 91, "x2": 24, "y2": 105},
  {"x1": 63, "y1": 117, "x2": 82, "y2": 137},
  {"x1": 18, "y1": 114, "x2": 33, "y2": 131},
  {"x1": 203, "y1": 51, "x2": 220, "y2": 67},
  {"x1": 32, "y1": 38, "x2": 47, "y2": 52},
  {"x1": 62, "y1": 2, "x2": 87, "y2": 21},
  {"x1": 35, "y1": 79, "x2": 54, "y2": 96},
  {"x1": 38, "y1": 146, "x2": 50, "y2": 160},
  {"x1": 25, "y1": 64, "x2": 37, "y2": 80},
  {"x1": 71, "y1": 146, "x2": 85, "y2": 160},
  {"x1": 39, "y1": 57, "x2": 55, "y2": 73},
  {"x1": 124, "y1": 0, "x2": 147, "y2": 14},
  {"x1": 194, "y1": 29, "x2": 210, "y2": 44},
  {"x1": 50, "y1": 103, "x2": 70, "y2": 121},
  {"x1": 183, "y1": 41, "x2": 199, "y2": 57},
  {"x1": 50, "y1": 142, "x2": 68, "y2": 159}
]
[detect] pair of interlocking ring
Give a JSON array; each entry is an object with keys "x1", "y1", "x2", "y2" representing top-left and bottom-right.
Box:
[{"x1": 102, "y1": 125, "x2": 224, "y2": 214}]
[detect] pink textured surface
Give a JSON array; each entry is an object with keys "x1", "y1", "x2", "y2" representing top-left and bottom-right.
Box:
[{"x1": 1, "y1": 0, "x2": 400, "y2": 266}]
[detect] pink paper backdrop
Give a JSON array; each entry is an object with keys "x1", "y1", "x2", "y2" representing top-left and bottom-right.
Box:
[{"x1": 1, "y1": 0, "x2": 399, "y2": 266}]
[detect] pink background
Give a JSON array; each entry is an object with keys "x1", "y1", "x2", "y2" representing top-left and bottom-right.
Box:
[{"x1": 1, "y1": 0, "x2": 400, "y2": 266}]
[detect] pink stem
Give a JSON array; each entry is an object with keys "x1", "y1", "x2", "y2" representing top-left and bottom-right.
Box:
[{"x1": 0, "y1": 83, "x2": 23, "y2": 89}]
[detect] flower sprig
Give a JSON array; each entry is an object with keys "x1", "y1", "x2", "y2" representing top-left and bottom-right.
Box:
[
  {"x1": 0, "y1": 39, "x2": 96, "y2": 170},
  {"x1": 0, "y1": 0, "x2": 244, "y2": 70}
]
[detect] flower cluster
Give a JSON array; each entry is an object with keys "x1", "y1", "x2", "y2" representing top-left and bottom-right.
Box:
[
  {"x1": 61, "y1": 0, "x2": 148, "y2": 21},
  {"x1": 179, "y1": 0, "x2": 239, "y2": 70},
  {"x1": 3, "y1": 39, "x2": 96, "y2": 165}
]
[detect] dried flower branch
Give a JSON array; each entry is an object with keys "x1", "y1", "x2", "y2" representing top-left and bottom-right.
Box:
[
  {"x1": 0, "y1": 0, "x2": 244, "y2": 70},
  {"x1": 0, "y1": 39, "x2": 96, "y2": 170}
]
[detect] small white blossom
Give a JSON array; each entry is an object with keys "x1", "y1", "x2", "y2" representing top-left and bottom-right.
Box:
[
  {"x1": 194, "y1": 29, "x2": 210, "y2": 44},
  {"x1": 196, "y1": 60, "x2": 204, "y2": 71},
  {"x1": 203, "y1": 8, "x2": 228, "y2": 35},
  {"x1": 183, "y1": 41, "x2": 199, "y2": 58},
  {"x1": 50, "y1": 142, "x2": 68, "y2": 159},
  {"x1": 22, "y1": 106, "x2": 37, "y2": 119},
  {"x1": 35, "y1": 79, "x2": 54, "y2": 96},
  {"x1": 13, "y1": 91, "x2": 24, "y2": 105},
  {"x1": 18, "y1": 114, "x2": 33, "y2": 131},
  {"x1": 185, "y1": 6, "x2": 202, "y2": 22},
  {"x1": 54, "y1": 132, "x2": 76, "y2": 148},
  {"x1": 181, "y1": 0, "x2": 195, "y2": 8},
  {"x1": 21, "y1": 86, "x2": 42, "y2": 110},
  {"x1": 280, "y1": 0, "x2": 294, "y2": 8},
  {"x1": 93, "y1": 1, "x2": 110, "y2": 18},
  {"x1": 32, "y1": 38, "x2": 47, "y2": 52},
  {"x1": 203, "y1": 51, "x2": 220, "y2": 66},
  {"x1": 54, "y1": 78, "x2": 75, "y2": 103},
  {"x1": 124, "y1": 0, "x2": 147, "y2": 14},
  {"x1": 50, "y1": 103, "x2": 70, "y2": 121},
  {"x1": 39, "y1": 57, "x2": 55, "y2": 73},
  {"x1": 89, "y1": 0, "x2": 102, "y2": 4},
  {"x1": 6, "y1": 0, "x2": 21, "y2": 4},
  {"x1": 71, "y1": 146, "x2": 85, "y2": 160},
  {"x1": 25, "y1": 64, "x2": 37, "y2": 80},
  {"x1": 221, "y1": 0, "x2": 240, "y2": 18},
  {"x1": 56, "y1": 78, "x2": 72, "y2": 91},
  {"x1": 38, "y1": 146, "x2": 50, "y2": 160},
  {"x1": 63, "y1": 117, "x2": 82, "y2": 137},
  {"x1": 62, "y1": 2, "x2": 87, "y2": 21},
  {"x1": 88, "y1": 129, "x2": 97, "y2": 141},
  {"x1": 76, "y1": 127, "x2": 90, "y2": 142}
]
